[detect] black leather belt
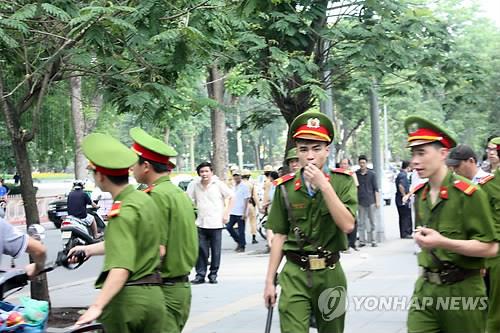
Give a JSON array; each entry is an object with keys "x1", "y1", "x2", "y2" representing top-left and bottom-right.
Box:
[
  {"x1": 421, "y1": 267, "x2": 480, "y2": 285},
  {"x1": 162, "y1": 275, "x2": 189, "y2": 284},
  {"x1": 285, "y1": 251, "x2": 340, "y2": 271},
  {"x1": 125, "y1": 273, "x2": 162, "y2": 286}
]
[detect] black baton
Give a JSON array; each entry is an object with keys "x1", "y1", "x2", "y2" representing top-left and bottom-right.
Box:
[{"x1": 264, "y1": 273, "x2": 278, "y2": 333}]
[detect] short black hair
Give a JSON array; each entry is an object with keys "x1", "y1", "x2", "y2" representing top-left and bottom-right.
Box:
[
  {"x1": 138, "y1": 156, "x2": 169, "y2": 173},
  {"x1": 401, "y1": 160, "x2": 410, "y2": 169},
  {"x1": 358, "y1": 155, "x2": 367, "y2": 162},
  {"x1": 269, "y1": 171, "x2": 279, "y2": 181},
  {"x1": 106, "y1": 174, "x2": 129, "y2": 186},
  {"x1": 196, "y1": 161, "x2": 212, "y2": 176},
  {"x1": 264, "y1": 171, "x2": 271, "y2": 177}
]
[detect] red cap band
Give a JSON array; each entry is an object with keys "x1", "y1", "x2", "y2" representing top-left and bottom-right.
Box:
[
  {"x1": 408, "y1": 128, "x2": 453, "y2": 149},
  {"x1": 131, "y1": 143, "x2": 170, "y2": 165},
  {"x1": 293, "y1": 124, "x2": 331, "y2": 142},
  {"x1": 93, "y1": 164, "x2": 130, "y2": 176}
]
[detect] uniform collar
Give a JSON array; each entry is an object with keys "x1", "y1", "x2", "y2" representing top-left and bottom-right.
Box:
[
  {"x1": 113, "y1": 184, "x2": 135, "y2": 202},
  {"x1": 295, "y1": 167, "x2": 330, "y2": 192},
  {"x1": 421, "y1": 171, "x2": 453, "y2": 201},
  {"x1": 153, "y1": 175, "x2": 171, "y2": 186}
]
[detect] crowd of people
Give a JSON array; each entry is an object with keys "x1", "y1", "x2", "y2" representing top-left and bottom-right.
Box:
[{"x1": 1, "y1": 111, "x2": 499, "y2": 333}]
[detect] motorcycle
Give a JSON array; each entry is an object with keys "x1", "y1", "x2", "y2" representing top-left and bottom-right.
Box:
[
  {"x1": 60, "y1": 208, "x2": 106, "y2": 252},
  {"x1": 1, "y1": 227, "x2": 103, "y2": 333}
]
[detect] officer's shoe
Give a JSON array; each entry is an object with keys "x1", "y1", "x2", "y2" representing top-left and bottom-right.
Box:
[
  {"x1": 236, "y1": 247, "x2": 246, "y2": 253},
  {"x1": 191, "y1": 277, "x2": 205, "y2": 284},
  {"x1": 252, "y1": 235, "x2": 259, "y2": 244},
  {"x1": 208, "y1": 277, "x2": 218, "y2": 284},
  {"x1": 371, "y1": 242, "x2": 377, "y2": 247}
]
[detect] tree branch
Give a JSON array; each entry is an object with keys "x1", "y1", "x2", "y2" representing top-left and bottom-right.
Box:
[{"x1": 161, "y1": 0, "x2": 210, "y2": 21}]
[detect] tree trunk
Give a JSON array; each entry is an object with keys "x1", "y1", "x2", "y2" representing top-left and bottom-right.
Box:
[
  {"x1": 70, "y1": 76, "x2": 87, "y2": 180},
  {"x1": 207, "y1": 65, "x2": 228, "y2": 180},
  {"x1": 164, "y1": 127, "x2": 170, "y2": 145},
  {"x1": 0, "y1": 82, "x2": 50, "y2": 302},
  {"x1": 190, "y1": 134, "x2": 195, "y2": 171}
]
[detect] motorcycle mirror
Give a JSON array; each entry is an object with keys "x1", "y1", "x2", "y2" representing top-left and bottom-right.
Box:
[{"x1": 27, "y1": 224, "x2": 46, "y2": 242}]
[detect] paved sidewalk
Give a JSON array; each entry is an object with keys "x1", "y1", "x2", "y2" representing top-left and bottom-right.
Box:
[{"x1": 45, "y1": 203, "x2": 418, "y2": 332}]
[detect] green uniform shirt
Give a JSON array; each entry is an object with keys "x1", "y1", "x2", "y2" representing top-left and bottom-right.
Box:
[
  {"x1": 96, "y1": 185, "x2": 162, "y2": 288},
  {"x1": 267, "y1": 169, "x2": 357, "y2": 253},
  {"x1": 480, "y1": 169, "x2": 500, "y2": 239},
  {"x1": 149, "y1": 175, "x2": 198, "y2": 278},
  {"x1": 414, "y1": 171, "x2": 497, "y2": 270}
]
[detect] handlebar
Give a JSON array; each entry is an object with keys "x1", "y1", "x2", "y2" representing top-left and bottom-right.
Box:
[{"x1": 0, "y1": 250, "x2": 87, "y2": 300}]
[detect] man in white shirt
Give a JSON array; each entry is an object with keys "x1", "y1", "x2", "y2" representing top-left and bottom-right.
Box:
[
  {"x1": 187, "y1": 162, "x2": 233, "y2": 284},
  {"x1": 226, "y1": 168, "x2": 250, "y2": 252}
]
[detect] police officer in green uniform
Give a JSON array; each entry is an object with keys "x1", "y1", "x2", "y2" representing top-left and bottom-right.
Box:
[
  {"x1": 130, "y1": 128, "x2": 198, "y2": 333},
  {"x1": 69, "y1": 133, "x2": 166, "y2": 333},
  {"x1": 285, "y1": 147, "x2": 300, "y2": 173},
  {"x1": 485, "y1": 137, "x2": 500, "y2": 333},
  {"x1": 263, "y1": 111, "x2": 357, "y2": 333},
  {"x1": 404, "y1": 117, "x2": 499, "y2": 333},
  {"x1": 445, "y1": 142, "x2": 500, "y2": 333}
]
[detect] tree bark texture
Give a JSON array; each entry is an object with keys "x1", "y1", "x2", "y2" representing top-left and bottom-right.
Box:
[
  {"x1": 70, "y1": 76, "x2": 87, "y2": 180},
  {"x1": 207, "y1": 65, "x2": 228, "y2": 180}
]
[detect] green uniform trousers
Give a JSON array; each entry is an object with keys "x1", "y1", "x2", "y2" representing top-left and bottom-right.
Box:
[
  {"x1": 100, "y1": 285, "x2": 166, "y2": 333},
  {"x1": 487, "y1": 257, "x2": 500, "y2": 333},
  {"x1": 278, "y1": 261, "x2": 347, "y2": 333},
  {"x1": 161, "y1": 282, "x2": 192, "y2": 333},
  {"x1": 407, "y1": 275, "x2": 488, "y2": 333}
]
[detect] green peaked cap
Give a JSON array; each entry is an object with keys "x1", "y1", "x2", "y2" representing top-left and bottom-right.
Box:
[
  {"x1": 129, "y1": 127, "x2": 177, "y2": 168},
  {"x1": 82, "y1": 133, "x2": 138, "y2": 175},
  {"x1": 289, "y1": 111, "x2": 334, "y2": 143},
  {"x1": 489, "y1": 137, "x2": 500, "y2": 146},
  {"x1": 404, "y1": 116, "x2": 457, "y2": 149},
  {"x1": 285, "y1": 148, "x2": 298, "y2": 161}
]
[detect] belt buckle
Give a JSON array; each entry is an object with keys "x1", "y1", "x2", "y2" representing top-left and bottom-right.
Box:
[
  {"x1": 308, "y1": 255, "x2": 326, "y2": 270},
  {"x1": 427, "y1": 272, "x2": 442, "y2": 285}
]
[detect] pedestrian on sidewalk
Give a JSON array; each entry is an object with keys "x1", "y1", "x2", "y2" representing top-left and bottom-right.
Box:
[
  {"x1": 226, "y1": 168, "x2": 250, "y2": 252},
  {"x1": 395, "y1": 160, "x2": 413, "y2": 239},
  {"x1": 446, "y1": 142, "x2": 500, "y2": 333},
  {"x1": 242, "y1": 169, "x2": 259, "y2": 244},
  {"x1": 130, "y1": 127, "x2": 198, "y2": 332},
  {"x1": 355, "y1": 155, "x2": 380, "y2": 247},
  {"x1": 404, "y1": 117, "x2": 498, "y2": 333},
  {"x1": 264, "y1": 111, "x2": 357, "y2": 333},
  {"x1": 187, "y1": 162, "x2": 233, "y2": 284},
  {"x1": 339, "y1": 158, "x2": 359, "y2": 252},
  {"x1": 68, "y1": 133, "x2": 166, "y2": 333}
]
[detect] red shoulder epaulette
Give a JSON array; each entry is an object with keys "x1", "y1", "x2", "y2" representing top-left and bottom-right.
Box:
[
  {"x1": 413, "y1": 182, "x2": 427, "y2": 193},
  {"x1": 273, "y1": 173, "x2": 295, "y2": 186},
  {"x1": 330, "y1": 167, "x2": 353, "y2": 176},
  {"x1": 479, "y1": 174, "x2": 495, "y2": 185},
  {"x1": 108, "y1": 201, "x2": 122, "y2": 218},
  {"x1": 143, "y1": 185, "x2": 155, "y2": 193},
  {"x1": 453, "y1": 180, "x2": 477, "y2": 196}
]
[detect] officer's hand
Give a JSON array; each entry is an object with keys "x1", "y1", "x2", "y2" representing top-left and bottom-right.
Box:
[
  {"x1": 414, "y1": 227, "x2": 444, "y2": 249},
  {"x1": 402, "y1": 194, "x2": 411, "y2": 204},
  {"x1": 264, "y1": 283, "x2": 277, "y2": 308},
  {"x1": 304, "y1": 163, "x2": 328, "y2": 189},
  {"x1": 74, "y1": 304, "x2": 102, "y2": 327},
  {"x1": 222, "y1": 215, "x2": 229, "y2": 224},
  {"x1": 68, "y1": 245, "x2": 91, "y2": 263}
]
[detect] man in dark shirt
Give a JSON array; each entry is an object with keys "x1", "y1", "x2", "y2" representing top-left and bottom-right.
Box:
[
  {"x1": 355, "y1": 155, "x2": 380, "y2": 247},
  {"x1": 67, "y1": 180, "x2": 100, "y2": 238},
  {"x1": 395, "y1": 160, "x2": 412, "y2": 238}
]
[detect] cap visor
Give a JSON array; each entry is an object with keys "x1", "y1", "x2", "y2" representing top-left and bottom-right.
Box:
[{"x1": 445, "y1": 158, "x2": 462, "y2": 167}]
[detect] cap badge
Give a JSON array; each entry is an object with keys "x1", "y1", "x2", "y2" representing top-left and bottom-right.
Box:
[
  {"x1": 307, "y1": 118, "x2": 320, "y2": 129},
  {"x1": 408, "y1": 122, "x2": 419, "y2": 133}
]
